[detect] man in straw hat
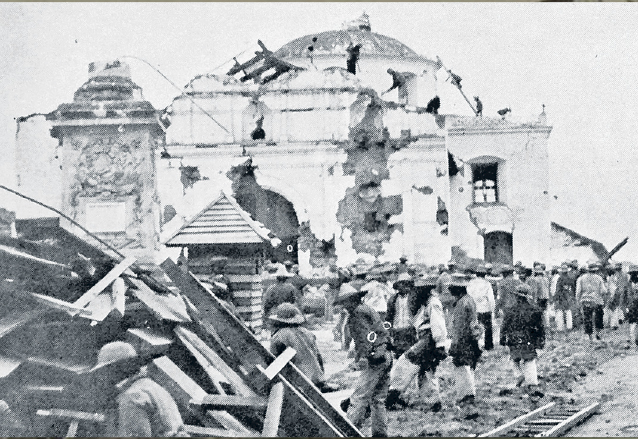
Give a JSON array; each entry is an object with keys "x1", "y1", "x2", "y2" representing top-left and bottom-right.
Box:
[
  {"x1": 387, "y1": 275, "x2": 449, "y2": 412},
  {"x1": 500, "y1": 284, "x2": 545, "y2": 396},
  {"x1": 467, "y1": 265, "x2": 496, "y2": 350},
  {"x1": 449, "y1": 273, "x2": 482, "y2": 405},
  {"x1": 576, "y1": 261, "x2": 607, "y2": 342},
  {"x1": 262, "y1": 265, "x2": 299, "y2": 322},
  {"x1": 95, "y1": 341, "x2": 188, "y2": 437},
  {"x1": 334, "y1": 282, "x2": 392, "y2": 437},
  {"x1": 554, "y1": 263, "x2": 576, "y2": 333},
  {"x1": 269, "y1": 303, "x2": 337, "y2": 393},
  {"x1": 386, "y1": 273, "x2": 419, "y2": 357}
]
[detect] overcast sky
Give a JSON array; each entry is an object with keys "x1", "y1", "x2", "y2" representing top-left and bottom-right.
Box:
[{"x1": 1, "y1": 2, "x2": 637, "y2": 260}]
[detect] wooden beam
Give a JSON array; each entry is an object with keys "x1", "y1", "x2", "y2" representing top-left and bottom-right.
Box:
[
  {"x1": 538, "y1": 402, "x2": 600, "y2": 437},
  {"x1": 30, "y1": 293, "x2": 93, "y2": 316},
  {"x1": 66, "y1": 420, "x2": 79, "y2": 437},
  {"x1": 174, "y1": 326, "x2": 256, "y2": 397},
  {"x1": 183, "y1": 424, "x2": 249, "y2": 437},
  {"x1": 261, "y1": 348, "x2": 296, "y2": 381},
  {"x1": 261, "y1": 382, "x2": 284, "y2": 437},
  {"x1": 191, "y1": 394, "x2": 267, "y2": 410},
  {"x1": 129, "y1": 278, "x2": 191, "y2": 322},
  {"x1": 72, "y1": 256, "x2": 136, "y2": 309},
  {"x1": 35, "y1": 409, "x2": 105, "y2": 423}
]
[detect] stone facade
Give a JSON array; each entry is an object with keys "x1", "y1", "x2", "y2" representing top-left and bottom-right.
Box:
[{"x1": 14, "y1": 16, "x2": 554, "y2": 274}]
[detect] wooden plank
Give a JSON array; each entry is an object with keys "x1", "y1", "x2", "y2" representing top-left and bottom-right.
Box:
[
  {"x1": 262, "y1": 381, "x2": 284, "y2": 437},
  {"x1": 261, "y1": 348, "x2": 297, "y2": 381},
  {"x1": 129, "y1": 278, "x2": 191, "y2": 322},
  {"x1": 478, "y1": 402, "x2": 555, "y2": 437},
  {"x1": 72, "y1": 256, "x2": 136, "y2": 308},
  {"x1": 66, "y1": 420, "x2": 79, "y2": 437},
  {"x1": 207, "y1": 410, "x2": 259, "y2": 437},
  {"x1": 30, "y1": 293, "x2": 93, "y2": 316},
  {"x1": 537, "y1": 403, "x2": 600, "y2": 437},
  {"x1": 183, "y1": 424, "x2": 247, "y2": 437},
  {"x1": 190, "y1": 394, "x2": 267, "y2": 410},
  {"x1": 174, "y1": 326, "x2": 256, "y2": 397},
  {"x1": 35, "y1": 409, "x2": 105, "y2": 423},
  {"x1": 0, "y1": 244, "x2": 70, "y2": 269},
  {"x1": 174, "y1": 328, "x2": 229, "y2": 395}
]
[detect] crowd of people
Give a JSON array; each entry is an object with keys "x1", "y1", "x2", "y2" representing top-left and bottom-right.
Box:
[{"x1": 258, "y1": 257, "x2": 638, "y2": 437}]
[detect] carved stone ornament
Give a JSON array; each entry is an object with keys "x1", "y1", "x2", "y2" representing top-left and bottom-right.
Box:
[{"x1": 75, "y1": 136, "x2": 143, "y2": 197}]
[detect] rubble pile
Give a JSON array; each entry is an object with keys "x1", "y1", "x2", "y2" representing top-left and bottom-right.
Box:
[{"x1": 0, "y1": 220, "x2": 360, "y2": 437}]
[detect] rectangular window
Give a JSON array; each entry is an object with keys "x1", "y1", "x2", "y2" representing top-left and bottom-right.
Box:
[
  {"x1": 85, "y1": 202, "x2": 126, "y2": 233},
  {"x1": 472, "y1": 163, "x2": 498, "y2": 203}
]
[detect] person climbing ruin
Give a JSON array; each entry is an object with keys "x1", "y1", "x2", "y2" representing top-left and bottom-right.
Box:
[
  {"x1": 500, "y1": 284, "x2": 545, "y2": 397},
  {"x1": 382, "y1": 68, "x2": 407, "y2": 100},
  {"x1": 334, "y1": 283, "x2": 392, "y2": 437},
  {"x1": 474, "y1": 96, "x2": 483, "y2": 116},
  {"x1": 425, "y1": 96, "x2": 440, "y2": 114},
  {"x1": 346, "y1": 43, "x2": 362, "y2": 75},
  {"x1": 250, "y1": 116, "x2": 266, "y2": 140}
]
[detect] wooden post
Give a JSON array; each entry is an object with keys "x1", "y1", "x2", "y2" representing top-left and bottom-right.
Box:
[{"x1": 261, "y1": 382, "x2": 285, "y2": 437}]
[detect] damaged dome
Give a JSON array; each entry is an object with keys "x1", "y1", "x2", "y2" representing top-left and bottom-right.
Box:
[{"x1": 274, "y1": 29, "x2": 430, "y2": 62}]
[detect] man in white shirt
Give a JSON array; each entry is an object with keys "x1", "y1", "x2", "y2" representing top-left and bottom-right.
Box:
[{"x1": 467, "y1": 265, "x2": 496, "y2": 350}]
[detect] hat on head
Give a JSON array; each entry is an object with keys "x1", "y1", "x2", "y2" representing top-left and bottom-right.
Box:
[
  {"x1": 393, "y1": 272, "x2": 414, "y2": 288},
  {"x1": 334, "y1": 283, "x2": 367, "y2": 304},
  {"x1": 628, "y1": 265, "x2": 638, "y2": 274},
  {"x1": 283, "y1": 260, "x2": 294, "y2": 268},
  {"x1": 274, "y1": 265, "x2": 293, "y2": 278},
  {"x1": 450, "y1": 272, "x2": 471, "y2": 287},
  {"x1": 94, "y1": 341, "x2": 137, "y2": 370},
  {"x1": 533, "y1": 265, "x2": 545, "y2": 274},
  {"x1": 569, "y1": 259, "x2": 579, "y2": 269},
  {"x1": 269, "y1": 303, "x2": 305, "y2": 325},
  {"x1": 558, "y1": 263, "x2": 569, "y2": 273},
  {"x1": 399, "y1": 256, "x2": 408, "y2": 263}
]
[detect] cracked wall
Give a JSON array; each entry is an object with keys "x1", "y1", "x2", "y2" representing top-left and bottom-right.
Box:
[{"x1": 336, "y1": 90, "x2": 404, "y2": 258}]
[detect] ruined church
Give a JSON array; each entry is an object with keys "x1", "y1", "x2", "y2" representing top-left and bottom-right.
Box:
[{"x1": 15, "y1": 14, "x2": 553, "y2": 275}]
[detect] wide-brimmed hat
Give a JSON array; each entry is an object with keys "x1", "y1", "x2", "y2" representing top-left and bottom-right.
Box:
[
  {"x1": 558, "y1": 263, "x2": 569, "y2": 273},
  {"x1": 533, "y1": 265, "x2": 545, "y2": 274},
  {"x1": 513, "y1": 284, "x2": 533, "y2": 301},
  {"x1": 93, "y1": 341, "x2": 137, "y2": 371},
  {"x1": 450, "y1": 272, "x2": 471, "y2": 287},
  {"x1": 334, "y1": 283, "x2": 367, "y2": 304},
  {"x1": 283, "y1": 260, "x2": 294, "y2": 268},
  {"x1": 269, "y1": 303, "x2": 305, "y2": 325},
  {"x1": 393, "y1": 272, "x2": 414, "y2": 288},
  {"x1": 473, "y1": 265, "x2": 487, "y2": 275},
  {"x1": 628, "y1": 265, "x2": 638, "y2": 274},
  {"x1": 273, "y1": 265, "x2": 294, "y2": 278}
]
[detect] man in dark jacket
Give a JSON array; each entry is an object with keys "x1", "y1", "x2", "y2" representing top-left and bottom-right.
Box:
[
  {"x1": 269, "y1": 303, "x2": 336, "y2": 393},
  {"x1": 500, "y1": 284, "x2": 545, "y2": 396},
  {"x1": 335, "y1": 285, "x2": 391, "y2": 437},
  {"x1": 262, "y1": 266, "x2": 301, "y2": 320},
  {"x1": 496, "y1": 266, "x2": 521, "y2": 314},
  {"x1": 449, "y1": 273, "x2": 482, "y2": 405},
  {"x1": 386, "y1": 273, "x2": 419, "y2": 357},
  {"x1": 554, "y1": 263, "x2": 575, "y2": 333}
]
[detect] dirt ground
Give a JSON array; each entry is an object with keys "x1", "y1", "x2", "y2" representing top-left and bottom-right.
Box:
[{"x1": 305, "y1": 316, "x2": 637, "y2": 437}]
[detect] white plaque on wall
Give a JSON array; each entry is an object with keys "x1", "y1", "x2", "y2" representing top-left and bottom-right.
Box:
[{"x1": 85, "y1": 201, "x2": 126, "y2": 233}]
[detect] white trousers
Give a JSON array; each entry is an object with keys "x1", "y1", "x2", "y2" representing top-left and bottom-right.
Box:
[
  {"x1": 389, "y1": 353, "x2": 419, "y2": 393},
  {"x1": 555, "y1": 309, "x2": 573, "y2": 331},
  {"x1": 514, "y1": 358, "x2": 538, "y2": 386},
  {"x1": 454, "y1": 365, "x2": 476, "y2": 399}
]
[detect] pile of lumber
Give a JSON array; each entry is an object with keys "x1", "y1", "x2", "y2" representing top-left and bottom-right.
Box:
[{"x1": 0, "y1": 219, "x2": 361, "y2": 437}]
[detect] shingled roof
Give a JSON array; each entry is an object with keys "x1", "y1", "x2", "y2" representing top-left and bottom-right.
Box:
[{"x1": 165, "y1": 191, "x2": 273, "y2": 246}]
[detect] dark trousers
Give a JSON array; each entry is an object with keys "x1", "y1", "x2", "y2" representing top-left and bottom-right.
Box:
[
  {"x1": 478, "y1": 312, "x2": 494, "y2": 350},
  {"x1": 581, "y1": 303, "x2": 604, "y2": 335}
]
